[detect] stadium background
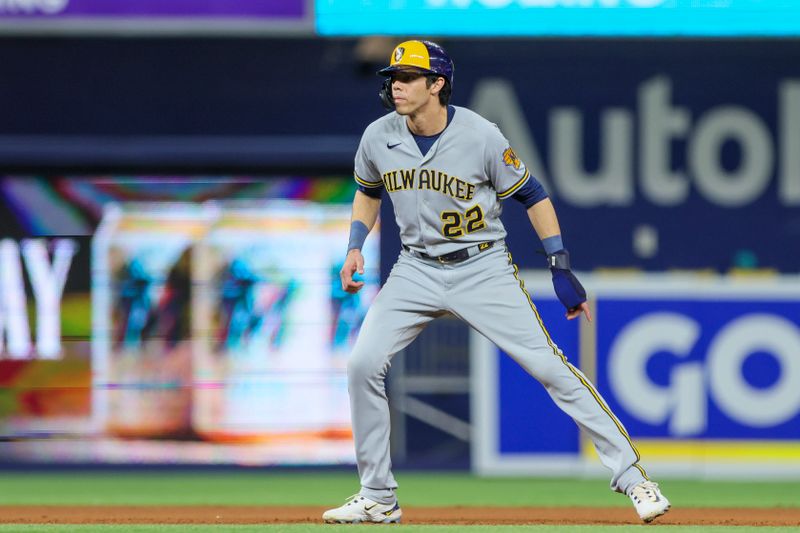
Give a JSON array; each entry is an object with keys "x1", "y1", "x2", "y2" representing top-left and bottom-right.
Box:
[{"x1": 0, "y1": 1, "x2": 799, "y2": 530}]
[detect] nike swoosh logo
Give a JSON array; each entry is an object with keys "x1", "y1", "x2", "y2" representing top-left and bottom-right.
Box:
[
  {"x1": 364, "y1": 504, "x2": 377, "y2": 511},
  {"x1": 387, "y1": 142, "x2": 402, "y2": 149}
]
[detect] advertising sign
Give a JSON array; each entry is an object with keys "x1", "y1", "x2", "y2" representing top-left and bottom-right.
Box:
[
  {"x1": 0, "y1": 236, "x2": 88, "y2": 442},
  {"x1": 472, "y1": 272, "x2": 800, "y2": 477},
  {"x1": 317, "y1": 0, "x2": 800, "y2": 36},
  {"x1": 0, "y1": 0, "x2": 310, "y2": 34},
  {"x1": 191, "y1": 201, "x2": 379, "y2": 442},
  {"x1": 596, "y1": 282, "x2": 800, "y2": 464},
  {"x1": 0, "y1": 0, "x2": 304, "y2": 18},
  {"x1": 92, "y1": 202, "x2": 212, "y2": 439},
  {"x1": 0, "y1": 176, "x2": 371, "y2": 466}
]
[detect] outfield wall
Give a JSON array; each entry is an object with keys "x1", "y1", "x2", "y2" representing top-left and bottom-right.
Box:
[{"x1": 0, "y1": 36, "x2": 798, "y2": 471}]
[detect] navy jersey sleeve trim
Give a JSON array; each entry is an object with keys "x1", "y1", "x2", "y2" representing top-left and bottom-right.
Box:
[
  {"x1": 511, "y1": 173, "x2": 549, "y2": 208},
  {"x1": 358, "y1": 184, "x2": 383, "y2": 198}
]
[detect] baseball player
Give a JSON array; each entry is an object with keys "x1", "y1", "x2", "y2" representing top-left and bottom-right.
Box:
[{"x1": 323, "y1": 40, "x2": 670, "y2": 525}]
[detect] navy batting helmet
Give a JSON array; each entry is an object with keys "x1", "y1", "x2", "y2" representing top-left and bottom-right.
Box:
[{"x1": 377, "y1": 40, "x2": 454, "y2": 110}]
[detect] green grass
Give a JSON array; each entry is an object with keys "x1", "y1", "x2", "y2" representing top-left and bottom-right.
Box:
[
  {"x1": 0, "y1": 471, "x2": 797, "y2": 508},
  {"x1": 1, "y1": 527, "x2": 799, "y2": 533},
  {"x1": 1, "y1": 472, "x2": 798, "y2": 532}
]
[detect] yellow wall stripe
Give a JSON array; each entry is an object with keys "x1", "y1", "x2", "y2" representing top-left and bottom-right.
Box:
[
  {"x1": 506, "y1": 251, "x2": 647, "y2": 479},
  {"x1": 497, "y1": 170, "x2": 530, "y2": 199},
  {"x1": 610, "y1": 440, "x2": 800, "y2": 461}
]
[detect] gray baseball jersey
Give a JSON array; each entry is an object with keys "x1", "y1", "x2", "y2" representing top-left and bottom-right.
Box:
[
  {"x1": 354, "y1": 106, "x2": 529, "y2": 256},
  {"x1": 346, "y1": 106, "x2": 649, "y2": 507}
]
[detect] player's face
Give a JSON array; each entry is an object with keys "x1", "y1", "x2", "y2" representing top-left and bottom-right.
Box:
[{"x1": 391, "y1": 71, "x2": 441, "y2": 115}]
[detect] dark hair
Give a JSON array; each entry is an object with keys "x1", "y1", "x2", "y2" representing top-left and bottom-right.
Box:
[{"x1": 426, "y1": 75, "x2": 451, "y2": 106}]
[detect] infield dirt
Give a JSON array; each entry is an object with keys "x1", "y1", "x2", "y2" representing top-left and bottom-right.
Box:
[{"x1": 1, "y1": 506, "x2": 798, "y2": 526}]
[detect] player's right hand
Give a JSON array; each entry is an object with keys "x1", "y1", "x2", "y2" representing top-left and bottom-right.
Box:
[{"x1": 341, "y1": 249, "x2": 365, "y2": 294}]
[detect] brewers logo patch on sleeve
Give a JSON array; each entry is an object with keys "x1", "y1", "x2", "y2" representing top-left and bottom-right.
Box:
[
  {"x1": 502, "y1": 147, "x2": 521, "y2": 170},
  {"x1": 487, "y1": 132, "x2": 529, "y2": 200}
]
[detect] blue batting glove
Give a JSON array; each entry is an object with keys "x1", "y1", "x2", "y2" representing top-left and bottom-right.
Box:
[
  {"x1": 547, "y1": 250, "x2": 587, "y2": 311},
  {"x1": 551, "y1": 269, "x2": 587, "y2": 310}
]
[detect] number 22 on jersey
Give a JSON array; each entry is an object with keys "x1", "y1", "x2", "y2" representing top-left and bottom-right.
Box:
[{"x1": 440, "y1": 204, "x2": 486, "y2": 238}]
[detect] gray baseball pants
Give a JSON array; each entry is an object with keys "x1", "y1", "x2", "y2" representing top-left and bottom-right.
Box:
[{"x1": 348, "y1": 244, "x2": 647, "y2": 504}]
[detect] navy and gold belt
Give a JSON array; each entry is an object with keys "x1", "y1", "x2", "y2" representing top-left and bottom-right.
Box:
[{"x1": 402, "y1": 241, "x2": 495, "y2": 264}]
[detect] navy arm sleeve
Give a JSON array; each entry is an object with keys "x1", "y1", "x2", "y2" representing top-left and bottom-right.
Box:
[
  {"x1": 511, "y1": 174, "x2": 548, "y2": 208},
  {"x1": 358, "y1": 184, "x2": 383, "y2": 199}
]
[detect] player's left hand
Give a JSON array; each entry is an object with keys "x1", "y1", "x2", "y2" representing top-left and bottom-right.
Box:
[
  {"x1": 566, "y1": 301, "x2": 592, "y2": 322},
  {"x1": 548, "y1": 254, "x2": 590, "y2": 321}
]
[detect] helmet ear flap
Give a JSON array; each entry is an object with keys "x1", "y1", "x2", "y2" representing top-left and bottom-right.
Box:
[{"x1": 379, "y1": 78, "x2": 395, "y2": 110}]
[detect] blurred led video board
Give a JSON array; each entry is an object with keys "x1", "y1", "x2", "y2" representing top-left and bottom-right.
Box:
[
  {"x1": 0, "y1": 0, "x2": 311, "y2": 35},
  {"x1": 316, "y1": 0, "x2": 800, "y2": 37},
  {"x1": 0, "y1": 176, "x2": 374, "y2": 466}
]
